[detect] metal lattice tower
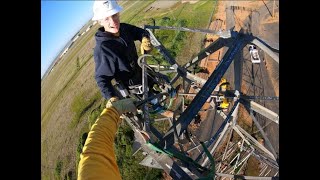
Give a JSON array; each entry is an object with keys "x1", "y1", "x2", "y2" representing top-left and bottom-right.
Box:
[{"x1": 121, "y1": 23, "x2": 279, "y2": 180}]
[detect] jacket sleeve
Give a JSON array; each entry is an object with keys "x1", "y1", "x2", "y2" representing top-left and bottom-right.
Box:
[
  {"x1": 95, "y1": 75, "x2": 116, "y2": 100},
  {"x1": 78, "y1": 107, "x2": 122, "y2": 180},
  {"x1": 94, "y1": 44, "x2": 119, "y2": 100},
  {"x1": 125, "y1": 23, "x2": 149, "y2": 41}
]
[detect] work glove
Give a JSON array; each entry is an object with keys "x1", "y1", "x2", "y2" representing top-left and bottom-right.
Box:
[
  {"x1": 106, "y1": 97, "x2": 119, "y2": 108},
  {"x1": 219, "y1": 98, "x2": 229, "y2": 109},
  {"x1": 111, "y1": 98, "x2": 138, "y2": 115},
  {"x1": 140, "y1": 36, "x2": 153, "y2": 54}
]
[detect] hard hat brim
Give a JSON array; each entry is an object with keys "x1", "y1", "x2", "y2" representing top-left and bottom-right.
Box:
[{"x1": 92, "y1": 6, "x2": 122, "y2": 21}]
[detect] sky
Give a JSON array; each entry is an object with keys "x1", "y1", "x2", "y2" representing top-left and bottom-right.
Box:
[{"x1": 41, "y1": 1, "x2": 94, "y2": 78}]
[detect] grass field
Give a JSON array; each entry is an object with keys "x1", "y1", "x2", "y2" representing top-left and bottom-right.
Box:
[{"x1": 41, "y1": 1, "x2": 216, "y2": 179}]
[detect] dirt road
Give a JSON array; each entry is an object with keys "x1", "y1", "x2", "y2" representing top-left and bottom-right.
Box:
[{"x1": 190, "y1": 0, "x2": 279, "y2": 164}]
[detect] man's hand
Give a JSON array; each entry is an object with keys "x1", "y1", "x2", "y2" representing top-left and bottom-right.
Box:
[
  {"x1": 140, "y1": 37, "x2": 153, "y2": 54},
  {"x1": 106, "y1": 97, "x2": 119, "y2": 108},
  {"x1": 111, "y1": 98, "x2": 137, "y2": 115}
]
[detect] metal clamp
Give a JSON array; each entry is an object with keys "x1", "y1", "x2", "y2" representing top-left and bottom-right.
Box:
[{"x1": 128, "y1": 84, "x2": 144, "y2": 94}]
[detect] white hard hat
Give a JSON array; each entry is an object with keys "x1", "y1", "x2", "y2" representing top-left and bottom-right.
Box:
[{"x1": 92, "y1": 0, "x2": 123, "y2": 21}]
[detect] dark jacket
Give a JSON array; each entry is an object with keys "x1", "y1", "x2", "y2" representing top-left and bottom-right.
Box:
[{"x1": 93, "y1": 23, "x2": 148, "y2": 100}]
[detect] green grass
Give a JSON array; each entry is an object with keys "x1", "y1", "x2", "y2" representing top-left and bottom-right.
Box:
[
  {"x1": 74, "y1": 97, "x2": 105, "y2": 177},
  {"x1": 75, "y1": 132, "x2": 88, "y2": 171},
  {"x1": 87, "y1": 97, "x2": 107, "y2": 130},
  {"x1": 42, "y1": 53, "x2": 94, "y2": 128},
  {"x1": 132, "y1": 0, "x2": 216, "y2": 67},
  {"x1": 66, "y1": 30, "x2": 96, "y2": 65},
  {"x1": 41, "y1": 175, "x2": 50, "y2": 180},
  {"x1": 64, "y1": 170, "x2": 75, "y2": 180},
  {"x1": 55, "y1": 160, "x2": 63, "y2": 178},
  {"x1": 69, "y1": 91, "x2": 101, "y2": 129},
  {"x1": 115, "y1": 123, "x2": 163, "y2": 179},
  {"x1": 41, "y1": 24, "x2": 97, "y2": 122},
  {"x1": 54, "y1": 159, "x2": 76, "y2": 180},
  {"x1": 120, "y1": 1, "x2": 156, "y2": 23},
  {"x1": 42, "y1": 60, "x2": 86, "y2": 123},
  {"x1": 152, "y1": 120, "x2": 171, "y2": 135}
]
